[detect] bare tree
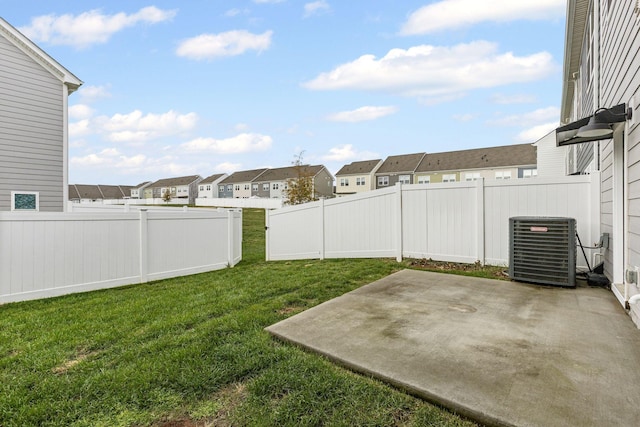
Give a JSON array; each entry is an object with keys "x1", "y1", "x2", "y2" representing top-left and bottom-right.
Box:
[{"x1": 284, "y1": 151, "x2": 316, "y2": 205}]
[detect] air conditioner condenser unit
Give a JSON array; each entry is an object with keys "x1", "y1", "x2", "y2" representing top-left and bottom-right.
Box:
[{"x1": 509, "y1": 217, "x2": 576, "y2": 288}]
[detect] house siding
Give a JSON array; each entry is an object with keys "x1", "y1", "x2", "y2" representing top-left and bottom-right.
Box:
[
  {"x1": 601, "y1": 1, "x2": 640, "y2": 273},
  {"x1": 0, "y1": 35, "x2": 64, "y2": 211},
  {"x1": 313, "y1": 169, "x2": 334, "y2": 198},
  {"x1": 569, "y1": 1, "x2": 640, "y2": 284},
  {"x1": 535, "y1": 132, "x2": 567, "y2": 177}
]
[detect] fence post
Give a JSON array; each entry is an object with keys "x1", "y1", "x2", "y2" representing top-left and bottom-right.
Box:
[
  {"x1": 227, "y1": 209, "x2": 235, "y2": 267},
  {"x1": 265, "y1": 209, "x2": 271, "y2": 261},
  {"x1": 319, "y1": 198, "x2": 325, "y2": 260},
  {"x1": 139, "y1": 209, "x2": 148, "y2": 283},
  {"x1": 476, "y1": 178, "x2": 485, "y2": 265},
  {"x1": 396, "y1": 182, "x2": 403, "y2": 262}
]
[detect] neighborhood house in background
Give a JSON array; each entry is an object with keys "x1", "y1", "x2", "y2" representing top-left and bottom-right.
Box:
[
  {"x1": 68, "y1": 142, "x2": 540, "y2": 204},
  {"x1": 0, "y1": 17, "x2": 82, "y2": 212}
]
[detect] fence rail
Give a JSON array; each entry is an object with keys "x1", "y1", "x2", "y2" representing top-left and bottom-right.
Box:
[
  {"x1": 266, "y1": 175, "x2": 600, "y2": 267},
  {"x1": 0, "y1": 209, "x2": 242, "y2": 303}
]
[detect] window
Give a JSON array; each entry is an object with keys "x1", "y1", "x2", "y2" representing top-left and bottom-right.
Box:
[
  {"x1": 465, "y1": 172, "x2": 480, "y2": 181},
  {"x1": 219, "y1": 185, "x2": 225, "y2": 192},
  {"x1": 495, "y1": 171, "x2": 512, "y2": 180},
  {"x1": 272, "y1": 183, "x2": 279, "y2": 190},
  {"x1": 378, "y1": 176, "x2": 389, "y2": 186},
  {"x1": 522, "y1": 169, "x2": 538, "y2": 178},
  {"x1": 356, "y1": 177, "x2": 365, "y2": 186},
  {"x1": 398, "y1": 175, "x2": 411, "y2": 184},
  {"x1": 340, "y1": 178, "x2": 348, "y2": 187},
  {"x1": 226, "y1": 184, "x2": 232, "y2": 192},
  {"x1": 199, "y1": 185, "x2": 204, "y2": 191},
  {"x1": 417, "y1": 176, "x2": 430, "y2": 184},
  {"x1": 11, "y1": 191, "x2": 39, "y2": 211},
  {"x1": 263, "y1": 183, "x2": 269, "y2": 191},
  {"x1": 234, "y1": 185, "x2": 240, "y2": 191},
  {"x1": 252, "y1": 184, "x2": 258, "y2": 191},
  {"x1": 206, "y1": 185, "x2": 211, "y2": 191},
  {"x1": 244, "y1": 184, "x2": 250, "y2": 190},
  {"x1": 442, "y1": 174, "x2": 456, "y2": 183}
]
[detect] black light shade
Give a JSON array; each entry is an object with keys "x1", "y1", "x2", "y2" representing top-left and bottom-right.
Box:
[{"x1": 576, "y1": 110, "x2": 613, "y2": 138}]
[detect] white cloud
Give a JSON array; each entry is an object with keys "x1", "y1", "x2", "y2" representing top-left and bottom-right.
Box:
[
  {"x1": 491, "y1": 93, "x2": 537, "y2": 105},
  {"x1": 304, "y1": 1, "x2": 331, "y2": 18},
  {"x1": 303, "y1": 41, "x2": 555, "y2": 102},
  {"x1": 116, "y1": 154, "x2": 147, "y2": 168},
  {"x1": 20, "y1": 7, "x2": 177, "y2": 48},
  {"x1": 216, "y1": 162, "x2": 243, "y2": 173},
  {"x1": 400, "y1": 0, "x2": 565, "y2": 35},
  {"x1": 70, "y1": 148, "x2": 119, "y2": 167},
  {"x1": 489, "y1": 106, "x2": 560, "y2": 127},
  {"x1": 322, "y1": 144, "x2": 379, "y2": 162},
  {"x1": 327, "y1": 105, "x2": 397, "y2": 122},
  {"x1": 176, "y1": 30, "x2": 273, "y2": 60},
  {"x1": 77, "y1": 85, "x2": 112, "y2": 102},
  {"x1": 224, "y1": 8, "x2": 250, "y2": 17},
  {"x1": 69, "y1": 104, "x2": 94, "y2": 120},
  {"x1": 97, "y1": 110, "x2": 198, "y2": 143},
  {"x1": 182, "y1": 133, "x2": 272, "y2": 153},
  {"x1": 453, "y1": 113, "x2": 476, "y2": 122},
  {"x1": 69, "y1": 119, "x2": 92, "y2": 137},
  {"x1": 516, "y1": 121, "x2": 558, "y2": 142}
]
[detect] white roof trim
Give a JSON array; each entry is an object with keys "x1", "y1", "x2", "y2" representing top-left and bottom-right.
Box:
[{"x1": 0, "y1": 16, "x2": 82, "y2": 93}]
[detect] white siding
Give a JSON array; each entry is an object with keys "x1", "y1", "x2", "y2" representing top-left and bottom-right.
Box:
[
  {"x1": 535, "y1": 132, "x2": 567, "y2": 177},
  {"x1": 0, "y1": 35, "x2": 64, "y2": 211}
]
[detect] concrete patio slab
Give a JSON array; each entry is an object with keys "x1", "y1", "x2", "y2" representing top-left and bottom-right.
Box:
[{"x1": 266, "y1": 269, "x2": 640, "y2": 427}]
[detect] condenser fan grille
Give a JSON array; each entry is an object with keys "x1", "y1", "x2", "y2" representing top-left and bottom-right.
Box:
[{"x1": 509, "y1": 217, "x2": 576, "y2": 287}]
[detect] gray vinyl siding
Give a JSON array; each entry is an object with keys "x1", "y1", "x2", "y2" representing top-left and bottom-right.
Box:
[
  {"x1": 313, "y1": 169, "x2": 334, "y2": 198},
  {"x1": 576, "y1": 142, "x2": 595, "y2": 172},
  {"x1": 252, "y1": 182, "x2": 270, "y2": 198},
  {"x1": 597, "y1": 0, "x2": 640, "y2": 275},
  {"x1": 0, "y1": 34, "x2": 64, "y2": 211}
]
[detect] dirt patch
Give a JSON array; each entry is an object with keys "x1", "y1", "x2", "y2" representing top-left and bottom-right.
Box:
[
  {"x1": 52, "y1": 349, "x2": 99, "y2": 375},
  {"x1": 156, "y1": 420, "x2": 207, "y2": 427},
  {"x1": 211, "y1": 382, "x2": 248, "y2": 427},
  {"x1": 153, "y1": 383, "x2": 247, "y2": 427},
  {"x1": 277, "y1": 306, "x2": 305, "y2": 316},
  {"x1": 408, "y1": 258, "x2": 509, "y2": 280}
]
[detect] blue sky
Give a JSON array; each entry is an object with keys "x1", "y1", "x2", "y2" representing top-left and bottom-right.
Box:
[{"x1": 3, "y1": 0, "x2": 566, "y2": 185}]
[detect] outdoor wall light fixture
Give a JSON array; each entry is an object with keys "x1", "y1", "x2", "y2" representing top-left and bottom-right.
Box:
[
  {"x1": 576, "y1": 106, "x2": 633, "y2": 139},
  {"x1": 576, "y1": 108, "x2": 614, "y2": 138},
  {"x1": 556, "y1": 103, "x2": 633, "y2": 146}
]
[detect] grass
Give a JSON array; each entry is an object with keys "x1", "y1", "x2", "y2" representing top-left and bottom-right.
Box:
[{"x1": 0, "y1": 208, "x2": 479, "y2": 427}]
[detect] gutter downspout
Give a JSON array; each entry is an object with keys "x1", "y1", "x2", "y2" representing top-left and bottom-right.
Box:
[{"x1": 629, "y1": 294, "x2": 640, "y2": 305}]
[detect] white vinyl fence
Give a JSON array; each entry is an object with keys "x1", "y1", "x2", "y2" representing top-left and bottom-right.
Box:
[
  {"x1": 196, "y1": 197, "x2": 283, "y2": 210},
  {"x1": 266, "y1": 174, "x2": 601, "y2": 267},
  {"x1": 0, "y1": 209, "x2": 242, "y2": 304}
]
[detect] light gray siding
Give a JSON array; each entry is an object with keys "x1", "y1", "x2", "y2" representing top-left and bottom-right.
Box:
[
  {"x1": 599, "y1": 1, "x2": 640, "y2": 275},
  {"x1": 0, "y1": 34, "x2": 64, "y2": 211}
]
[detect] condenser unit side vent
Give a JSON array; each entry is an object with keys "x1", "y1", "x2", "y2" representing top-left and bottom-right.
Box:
[{"x1": 509, "y1": 217, "x2": 576, "y2": 287}]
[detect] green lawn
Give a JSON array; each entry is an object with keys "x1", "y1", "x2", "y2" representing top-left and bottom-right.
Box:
[{"x1": 0, "y1": 209, "x2": 478, "y2": 427}]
